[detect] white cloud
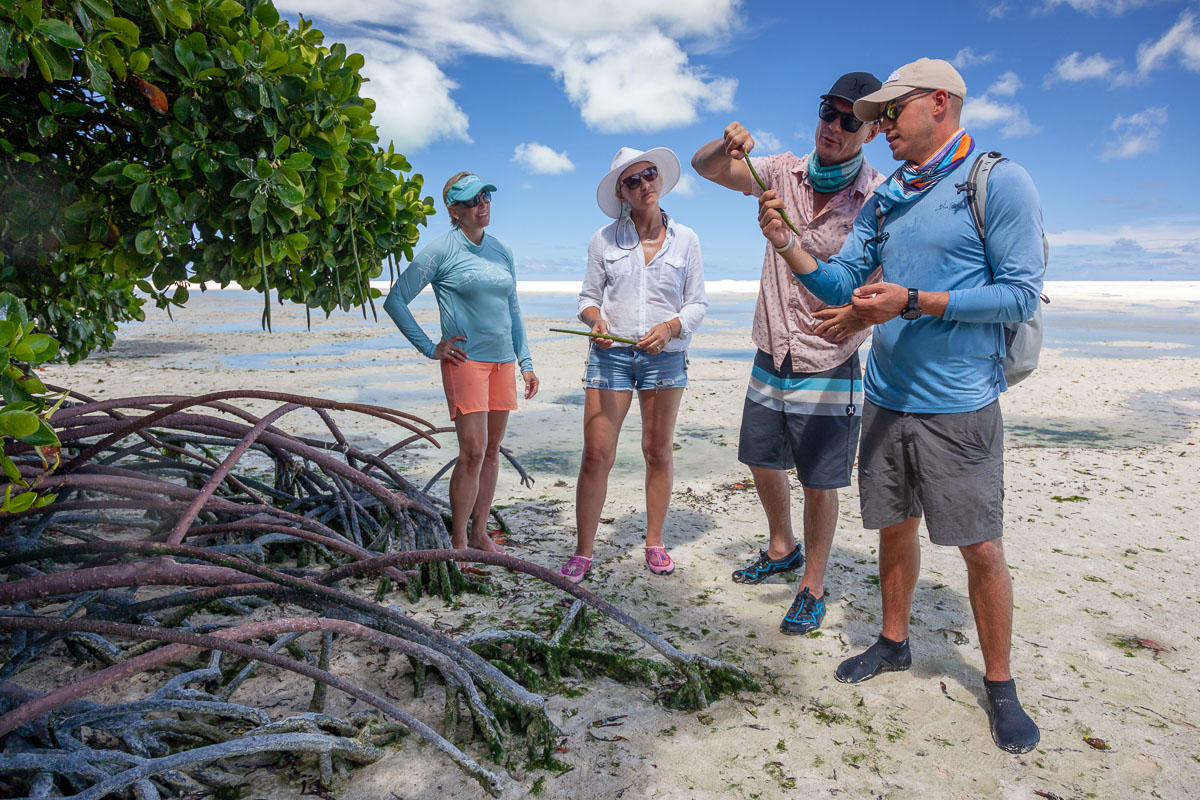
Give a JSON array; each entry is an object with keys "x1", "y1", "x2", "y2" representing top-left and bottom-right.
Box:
[
  {"x1": 1109, "y1": 237, "x2": 1144, "y2": 253},
  {"x1": 753, "y1": 130, "x2": 783, "y2": 152},
  {"x1": 1041, "y1": 0, "x2": 1157, "y2": 14},
  {"x1": 1044, "y1": 11, "x2": 1200, "y2": 88},
  {"x1": 555, "y1": 31, "x2": 736, "y2": 133},
  {"x1": 499, "y1": 0, "x2": 740, "y2": 40},
  {"x1": 1047, "y1": 217, "x2": 1200, "y2": 251},
  {"x1": 672, "y1": 173, "x2": 696, "y2": 197},
  {"x1": 962, "y1": 73, "x2": 1036, "y2": 138},
  {"x1": 275, "y1": 0, "x2": 742, "y2": 134},
  {"x1": 511, "y1": 142, "x2": 575, "y2": 174},
  {"x1": 347, "y1": 43, "x2": 470, "y2": 151},
  {"x1": 987, "y1": 70, "x2": 1022, "y2": 96},
  {"x1": 963, "y1": 96, "x2": 1037, "y2": 137},
  {"x1": 1136, "y1": 10, "x2": 1200, "y2": 75},
  {"x1": 1101, "y1": 106, "x2": 1167, "y2": 160},
  {"x1": 1044, "y1": 51, "x2": 1122, "y2": 85},
  {"x1": 952, "y1": 47, "x2": 995, "y2": 69}
]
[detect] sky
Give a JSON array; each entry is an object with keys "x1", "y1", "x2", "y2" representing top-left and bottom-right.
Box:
[{"x1": 274, "y1": 0, "x2": 1200, "y2": 282}]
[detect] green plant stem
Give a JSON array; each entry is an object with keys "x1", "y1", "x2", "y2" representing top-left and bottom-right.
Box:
[
  {"x1": 744, "y1": 146, "x2": 803, "y2": 237},
  {"x1": 548, "y1": 328, "x2": 638, "y2": 345}
]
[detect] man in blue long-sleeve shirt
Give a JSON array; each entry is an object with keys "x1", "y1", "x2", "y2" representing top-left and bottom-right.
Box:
[{"x1": 757, "y1": 58, "x2": 1041, "y2": 754}]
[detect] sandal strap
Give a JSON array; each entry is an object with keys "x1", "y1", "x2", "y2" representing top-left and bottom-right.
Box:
[
  {"x1": 645, "y1": 547, "x2": 672, "y2": 567},
  {"x1": 560, "y1": 555, "x2": 592, "y2": 576}
]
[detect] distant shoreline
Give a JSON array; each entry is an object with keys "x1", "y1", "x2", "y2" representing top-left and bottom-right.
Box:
[{"x1": 184, "y1": 280, "x2": 1200, "y2": 304}]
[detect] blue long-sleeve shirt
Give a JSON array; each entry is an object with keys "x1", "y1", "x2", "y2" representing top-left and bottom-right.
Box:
[
  {"x1": 383, "y1": 228, "x2": 533, "y2": 372},
  {"x1": 796, "y1": 157, "x2": 1043, "y2": 414}
]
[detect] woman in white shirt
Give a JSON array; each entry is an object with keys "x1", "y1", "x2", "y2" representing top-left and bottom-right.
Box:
[{"x1": 557, "y1": 147, "x2": 708, "y2": 583}]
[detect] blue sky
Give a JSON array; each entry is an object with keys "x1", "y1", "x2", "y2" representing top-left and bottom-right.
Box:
[{"x1": 275, "y1": 0, "x2": 1200, "y2": 281}]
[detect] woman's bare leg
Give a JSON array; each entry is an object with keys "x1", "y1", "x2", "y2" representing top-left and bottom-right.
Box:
[
  {"x1": 574, "y1": 389, "x2": 633, "y2": 558},
  {"x1": 448, "y1": 411, "x2": 488, "y2": 550},
  {"x1": 466, "y1": 410, "x2": 509, "y2": 552},
  {"x1": 638, "y1": 387, "x2": 684, "y2": 548}
]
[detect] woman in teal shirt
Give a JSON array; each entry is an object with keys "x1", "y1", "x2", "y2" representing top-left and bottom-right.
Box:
[{"x1": 384, "y1": 172, "x2": 539, "y2": 559}]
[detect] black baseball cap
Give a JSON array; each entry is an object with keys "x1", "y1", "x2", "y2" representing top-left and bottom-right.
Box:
[{"x1": 820, "y1": 72, "x2": 883, "y2": 104}]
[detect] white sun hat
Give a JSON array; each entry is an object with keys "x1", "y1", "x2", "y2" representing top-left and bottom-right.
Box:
[{"x1": 596, "y1": 146, "x2": 681, "y2": 219}]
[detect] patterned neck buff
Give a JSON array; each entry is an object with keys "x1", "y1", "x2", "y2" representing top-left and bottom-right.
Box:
[
  {"x1": 876, "y1": 128, "x2": 974, "y2": 214},
  {"x1": 806, "y1": 149, "x2": 863, "y2": 194}
]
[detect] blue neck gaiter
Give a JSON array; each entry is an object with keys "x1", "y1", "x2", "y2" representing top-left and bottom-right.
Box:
[{"x1": 806, "y1": 150, "x2": 863, "y2": 193}]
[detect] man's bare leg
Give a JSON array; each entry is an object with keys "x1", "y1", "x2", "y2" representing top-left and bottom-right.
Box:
[
  {"x1": 834, "y1": 517, "x2": 920, "y2": 682},
  {"x1": 749, "y1": 466, "x2": 796, "y2": 559},
  {"x1": 796, "y1": 487, "x2": 838, "y2": 599}
]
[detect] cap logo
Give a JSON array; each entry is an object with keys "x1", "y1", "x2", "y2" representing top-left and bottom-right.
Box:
[{"x1": 887, "y1": 70, "x2": 901, "y2": 82}]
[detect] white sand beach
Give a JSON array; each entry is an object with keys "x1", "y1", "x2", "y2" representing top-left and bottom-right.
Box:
[{"x1": 37, "y1": 282, "x2": 1200, "y2": 799}]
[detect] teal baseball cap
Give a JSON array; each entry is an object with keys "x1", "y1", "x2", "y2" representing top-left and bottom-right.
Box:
[{"x1": 444, "y1": 174, "x2": 497, "y2": 205}]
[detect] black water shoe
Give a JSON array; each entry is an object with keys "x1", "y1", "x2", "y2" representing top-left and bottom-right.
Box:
[
  {"x1": 732, "y1": 545, "x2": 803, "y2": 584},
  {"x1": 779, "y1": 587, "x2": 825, "y2": 635},
  {"x1": 984, "y1": 679, "x2": 1040, "y2": 754},
  {"x1": 834, "y1": 635, "x2": 912, "y2": 684}
]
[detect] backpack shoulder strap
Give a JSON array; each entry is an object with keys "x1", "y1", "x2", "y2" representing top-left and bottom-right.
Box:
[
  {"x1": 873, "y1": 166, "x2": 904, "y2": 232},
  {"x1": 966, "y1": 150, "x2": 1007, "y2": 243}
]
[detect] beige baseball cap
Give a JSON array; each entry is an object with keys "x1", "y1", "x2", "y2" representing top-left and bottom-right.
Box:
[{"x1": 852, "y1": 58, "x2": 968, "y2": 122}]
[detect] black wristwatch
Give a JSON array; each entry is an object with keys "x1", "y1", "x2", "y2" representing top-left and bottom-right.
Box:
[{"x1": 900, "y1": 288, "x2": 921, "y2": 320}]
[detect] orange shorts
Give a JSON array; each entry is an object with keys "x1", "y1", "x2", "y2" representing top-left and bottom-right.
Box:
[{"x1": 440, "y1": 359, "x2": 518, "y2": 420}]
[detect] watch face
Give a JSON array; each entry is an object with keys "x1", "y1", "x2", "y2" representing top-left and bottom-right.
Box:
[{"x1": 901, "y1": 309, "x2": 920, "y2": 320}]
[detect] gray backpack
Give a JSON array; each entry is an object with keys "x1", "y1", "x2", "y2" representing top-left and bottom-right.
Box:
[
  {"x1": 964, "y1": 151, "x2": 1049, "y2": 386},
  {"x1": 873, "y1": 150, "x2": 1049, "y2": 386}
]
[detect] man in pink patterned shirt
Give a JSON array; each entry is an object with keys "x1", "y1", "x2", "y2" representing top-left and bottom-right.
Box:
[{"x1": 692, "y1": 72, "x2": 885, "y2": 636}]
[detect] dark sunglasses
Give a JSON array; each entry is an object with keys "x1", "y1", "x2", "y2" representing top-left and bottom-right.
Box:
[
  {"x1": 456, "y1": 190, "x2": 491, "y2": 208},
  {"x1": 881, "y1": 89, "x2": 935, "y2": 122},
  {"x1": 620, "y1": 165, "x2": 659, "y2": 190},
  {"x1": 818, "y1": 101, "x2": 864, "y2": 133}
]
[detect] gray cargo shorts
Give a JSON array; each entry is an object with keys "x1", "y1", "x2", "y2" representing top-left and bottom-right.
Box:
[{"x1": 857, "y1": 400, "x2": 1004, "y2": 546}]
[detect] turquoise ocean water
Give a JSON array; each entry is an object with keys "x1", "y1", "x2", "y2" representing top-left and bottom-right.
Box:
[{"x1": 168, "y1": 284, "x2": 1200, "y2": 369}]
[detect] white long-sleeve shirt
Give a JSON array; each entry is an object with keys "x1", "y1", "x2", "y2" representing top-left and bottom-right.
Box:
[{"x1": 576, "y1": 212, "x2": 708, "y2": 351}]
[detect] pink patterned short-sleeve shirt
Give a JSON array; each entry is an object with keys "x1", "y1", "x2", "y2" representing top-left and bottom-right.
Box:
[{"x1": 748, "y1": 152, "x2": 885, "y2": 372}]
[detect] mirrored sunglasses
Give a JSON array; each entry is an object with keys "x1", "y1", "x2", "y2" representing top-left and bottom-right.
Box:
[
  {"x1": 881, "y1": 90, "x2": 935, "y2": 122},
  {"x1": 621, "y1": 165, "x2": 659, "y2": 190}
]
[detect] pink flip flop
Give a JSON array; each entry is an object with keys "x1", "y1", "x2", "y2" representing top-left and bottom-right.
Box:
[
  {"x1": 644, "y1": 546, "x2": 675, "y2": 575},
  {"x1": 557, "y1": 555, "x2": 592, "y2": 584}
]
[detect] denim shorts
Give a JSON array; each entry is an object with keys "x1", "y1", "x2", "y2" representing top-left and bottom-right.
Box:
[{"x1": 583, "y1": 344, "x2": 688, "y2": 391}]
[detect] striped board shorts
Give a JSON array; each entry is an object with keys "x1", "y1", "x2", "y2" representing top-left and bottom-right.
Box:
[{"x1": 737, "y1": 349, "x2": 863, "y2": 490}]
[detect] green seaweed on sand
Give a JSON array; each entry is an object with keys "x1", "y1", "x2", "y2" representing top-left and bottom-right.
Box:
[
  {"x1": 1111, "y1": 635, "x2": 1170, "y2": 656},
  {"x1": 763, "y1": 761, "x2": 797, "y2": 789},
  {"x1": 466, "y1": 604, "x2": 759, "y2": 713}
]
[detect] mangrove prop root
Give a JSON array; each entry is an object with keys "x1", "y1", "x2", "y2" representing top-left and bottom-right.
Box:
[
  {"x1": 1, "y1": 390, "x2": 759, "y2": 798},
  {"x1": 0, "y1": 616, "x2": 505, "y2": 796}
]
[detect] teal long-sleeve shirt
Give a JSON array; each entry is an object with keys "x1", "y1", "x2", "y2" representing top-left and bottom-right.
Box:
[
  {"x1": 796, "y1": 157, "x2": 1044, "y2": 414},
  {"x1": 383, "y1": 228, "x2": 533, "y2": 372}
]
